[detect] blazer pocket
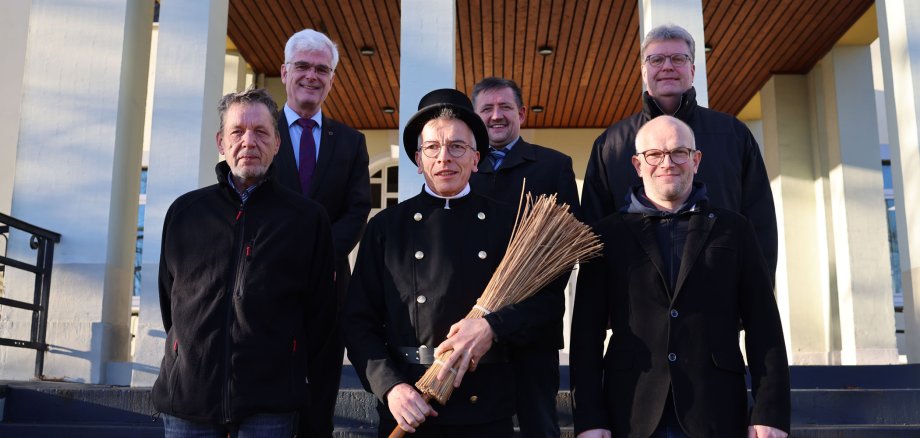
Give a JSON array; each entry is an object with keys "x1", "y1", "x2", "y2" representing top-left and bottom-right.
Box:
[{"x1": 711, "y1": 350, "x2": 745, "y2": 374}]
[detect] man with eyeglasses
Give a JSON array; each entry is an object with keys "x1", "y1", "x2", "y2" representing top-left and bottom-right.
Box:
[
  {"x1": 581, "y1": 24, "x2": 777, "y2": 275},
  {"x1": 571, "y1": 115, "x2": 790, "y2": 438},
  {"x1": 345, "y1": 89, "x2": 561, "y2": 437},
  {"x1": 272, "y1": 28, "x2": 372, "y2": 437}
]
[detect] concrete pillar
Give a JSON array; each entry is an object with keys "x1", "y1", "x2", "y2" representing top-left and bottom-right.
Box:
[
  {"x1": 131, "y1": 0, "x2": 229, "y2": 386},
  {"x1": 877, "y1": 0, "x2": 920, "y2": 363},
  {"x1": 397, "y1": 0, "x2": 455, "y2": 201},
  {"x1": 818, "y1": 46, "x2": 898, "y2": 364},
  {"x1": 224, "y1": 52, "x2": 247, "y2": 95},
  {"x1": 2, "y1": 0, "x2": 153, "y2": 384},
  {"x1": 638, "y1": 0, "x2": 708, "y2": 107},
  {"x1": 761, "y1": 75, "x2": 833, "y2": 364},
  {"x1": 0, "y1": 1, "x2": 31, "y2": 215}
]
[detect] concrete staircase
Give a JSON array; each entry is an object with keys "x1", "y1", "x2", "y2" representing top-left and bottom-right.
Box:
[{"x1": 1, "y1": 365, "x2": 918, "y2": 437}]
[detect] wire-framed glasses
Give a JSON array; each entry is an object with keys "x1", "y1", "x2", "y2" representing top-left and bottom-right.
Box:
[
  {"x1": 644, "y1": 53, "x2": 692, "y2": 68},
  {"x1": 419, "y1": 142, "x2": 474, "y2": 158}
]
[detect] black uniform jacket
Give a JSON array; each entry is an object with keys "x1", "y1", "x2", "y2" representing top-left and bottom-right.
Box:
[
  {"x1": 344, "y1": 189, "x2": 563, "y2": 425},
  {"x1": 274, "y1": 111, "x2": 371, "y2": 304},
  {"x1": 469, "y1": 138, "x2": 578, "y2": 349},
  {"x1": 581, "y1": 88, "x2": 778, "y2": 273},
  {"x1": 153, "y1": 162, "x2": 336, "y2": 424},
  {"x1": 570, "y1": 200, "x2": 790, "y2": 437}
]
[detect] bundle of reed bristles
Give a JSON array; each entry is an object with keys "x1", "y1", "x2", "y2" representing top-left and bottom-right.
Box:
[{"x1": 389, "y1": 190, "x2": 602, "y2": 437}]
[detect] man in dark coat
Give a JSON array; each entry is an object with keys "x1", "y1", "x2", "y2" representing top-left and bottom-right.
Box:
[
  {"x1": 345, "y1": 89, "x2": 564, "y2": 437},
  {"x1": 271, "y1": 28, "x2": 372, "y2": 437},
  {"x1": 580, "y1": 24, "x2": 778, "y2": 274},
  {"x1": 469, "y1": 77, "x2": 578, "y2": 437},
  {"x1": 570, "y1": 116, "x2": 790, "y2": 438},
  {"x1": 153, "y1": 88, "x2": 336, "y2": 436}
]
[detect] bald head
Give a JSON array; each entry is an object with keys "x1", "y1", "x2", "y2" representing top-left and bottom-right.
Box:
[
  {"x1": 635, "y1": 116, "x2": 695, "y2": 152},
  {"x1": 632, "y1": 115, "x2": 701, "y2": 212}
]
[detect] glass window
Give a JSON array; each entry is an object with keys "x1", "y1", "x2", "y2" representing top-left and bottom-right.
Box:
[
  {"x1": 387, "y1": 166, "x2": 398, "y2": 192},
  {"x1": 371, "y1": 184, "x2": 382, "y2": 209}
]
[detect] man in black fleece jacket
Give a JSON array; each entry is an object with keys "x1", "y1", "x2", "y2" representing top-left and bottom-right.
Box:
[{"x1": 152, "y1": 88, "x2": 336, "y2": 437}]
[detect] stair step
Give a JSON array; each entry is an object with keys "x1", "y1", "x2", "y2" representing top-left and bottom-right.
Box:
[{"x1": 0, "y1": 423, "x2": 163, "y2": 438}]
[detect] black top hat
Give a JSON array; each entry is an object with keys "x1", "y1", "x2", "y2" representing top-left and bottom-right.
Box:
[{"x1": 402, "y1": 88, "x2": 490, "y2": 165}]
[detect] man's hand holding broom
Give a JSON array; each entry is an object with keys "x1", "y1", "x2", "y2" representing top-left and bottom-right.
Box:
[{"x1": 386, "y1": 318, "x2": 495, "y2": 433}]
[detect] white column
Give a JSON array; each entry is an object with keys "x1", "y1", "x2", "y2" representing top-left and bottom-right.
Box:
[
  {"x1": 131, "y1": 0, "x2": 229, "y2": 386},
  {"x1": 2, "y1": 0, "x2": 153, "y2": 384},
  {"x1": 819, "y1": 46, "x2": 898, "y2": 364},
  {"x1": 224, "y1": 52, "x2": 247, "y2": 95},
  {"x1": 877, "y1": 0, "x2": 920, "y2": 362},
  {"x1": 761, "y1": 75, "x2": 832, "y2": 364},
  {"x1": 638, "y1": 0, "x2": 708, "y2": 107},
  {"x1": 397, "y1": 0, "x2": 456, "y2": 201},
  {"x1": 0, "y1": 1, "x2": 31, "y2": 214}
]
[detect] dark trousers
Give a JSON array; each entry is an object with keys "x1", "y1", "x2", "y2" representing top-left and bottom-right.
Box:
[
  {"x1": 650, "y1": 391, "x2": 689, "y2": 438},
  {"x1": 511, "y1": 347, "x2": 560, "y2": 437},
  {"x1": 298, "y1": 329, "x2": 345, "y2": 437},
  {"x1": 297, "y1": 257, "x2": 350, "y2": 438},
  {"x1": 377, "y1": 416, "x2": 514, "y2": 438}
]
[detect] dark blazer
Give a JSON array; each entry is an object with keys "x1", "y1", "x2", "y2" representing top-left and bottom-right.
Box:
[
  {"x1": 275, "y1": 111, "x2": 371, "y2": 303},
  {"x1": 469, "y1": 138, "x2": 579, "y2": 349},
  {"x1": 570, "y1": 205, "x2": 790, "y2": 437}
]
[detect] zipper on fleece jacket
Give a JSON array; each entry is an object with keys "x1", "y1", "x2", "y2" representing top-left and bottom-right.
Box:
[{"x1": 222, "y1": 203, "x2": 246, "y2": 424}]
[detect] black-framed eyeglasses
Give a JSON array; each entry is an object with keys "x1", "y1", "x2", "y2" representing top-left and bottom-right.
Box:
[
  {"x1": 644, "y1": 53, "x2": 692, "y2": 68},
  {"x1": 419, "y1": 142, "x2": 474, "y2": 158},
  {"x1": 636, "y1": 147, "x2": 696, "y2": 165},
  {"x1": 287, "y1": 61, "x2": 334, "y2": 77}
]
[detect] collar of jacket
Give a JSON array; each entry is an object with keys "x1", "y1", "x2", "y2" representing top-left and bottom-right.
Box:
[
  {"x1": 642, "y1": 86, "x2": 698, "y2": 121},
  {"x1": 214, "y1": 161, "x2": 277, "y2": 199},
  {"x1": 623, "y1": 181, "x2": 709, "y2": 217},
  {"x1": 416, "y1": 185, "x2": 474, "y2": 209}
]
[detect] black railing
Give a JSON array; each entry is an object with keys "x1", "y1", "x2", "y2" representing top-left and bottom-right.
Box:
[{"x1": 0, "y1": 212, "x2": 61, "y2": 379}]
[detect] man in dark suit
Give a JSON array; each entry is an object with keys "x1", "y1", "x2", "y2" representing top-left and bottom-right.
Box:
[
  {"x1": 469, "y1": 77, "x2": 579, "y2": 437},
  {"x1": 570, "y1": 116, "x2": 790, "y2": 438},
  {"x1": 273, "y1": 28, "x2": 372, "y2": 437}
]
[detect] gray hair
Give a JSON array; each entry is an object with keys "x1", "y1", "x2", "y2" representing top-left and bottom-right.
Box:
[
  {"x1": 217, "y1": 87, "x2": 280, "y2": 136},
  {"x1": 641, "y1": 24, "x2": 696, "y2": 62},
  {"x1": 416, "y1": 107, "x2": 477, "y2": 150},
  {"x1": 284, "y1": 29, "x2": 340, "y2": 70}
]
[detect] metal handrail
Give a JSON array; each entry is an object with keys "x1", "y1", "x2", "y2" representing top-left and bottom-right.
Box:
[{"x1": 0, "y1": 211, "x2": 61, "y2": 379}]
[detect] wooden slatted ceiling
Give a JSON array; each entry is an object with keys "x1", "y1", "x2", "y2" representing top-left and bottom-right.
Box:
[{"x1": 227, "y1": 0, "x2": 872, "y2": 130}]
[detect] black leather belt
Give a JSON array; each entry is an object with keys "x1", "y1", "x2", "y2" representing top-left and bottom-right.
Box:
[{"x1": 392, "y1": 345, "x2": 508, "y2": 365}]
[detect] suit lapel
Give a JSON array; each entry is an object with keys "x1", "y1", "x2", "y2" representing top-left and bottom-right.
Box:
[
  {"x1": 275, "y1": 112, "x2": 302, "y2": 194},
  {"x1": 672, "y1": 210, "x2": 716, "y2": 300},
  {"x1": 623, "y1": 214, "x2": 669, "y2": 294},
  {"x1": 309, "y1": 116, "x2": 336, "y2": 198},
  {"x1": 499, "y1": 139, "x2": 535, "y2": 171},
  {"x1": 480, "y1": 137, "x2": 535, "y2": 175}
]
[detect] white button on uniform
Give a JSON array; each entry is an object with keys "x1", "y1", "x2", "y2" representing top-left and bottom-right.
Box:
[
  {"x1": 670, "y1": 309, "x2": 679, "y2": 318},
  {"x1": 415, "y1": 251, "x2": 424, "y2": 260},
  {"x1": 668, "y1": 353, "x2": 677, "y2": 362},
  {"x1": 414, "y1": 213, "x2": 423, "y2": 221},
  {"x1": 478, "y1": 251, "x2": 487, "y2": 259},
  {"x1": 416, "y1": 295, "x2": 427, "y2": 304},
  {"x1": 477, "y1": 212, "x2": 486, "y2": 220}
]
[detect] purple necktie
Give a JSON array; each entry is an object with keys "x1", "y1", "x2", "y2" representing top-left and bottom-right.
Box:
[{"x1": 296, "y1": 118, "x2": 317, "y2": 195}]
